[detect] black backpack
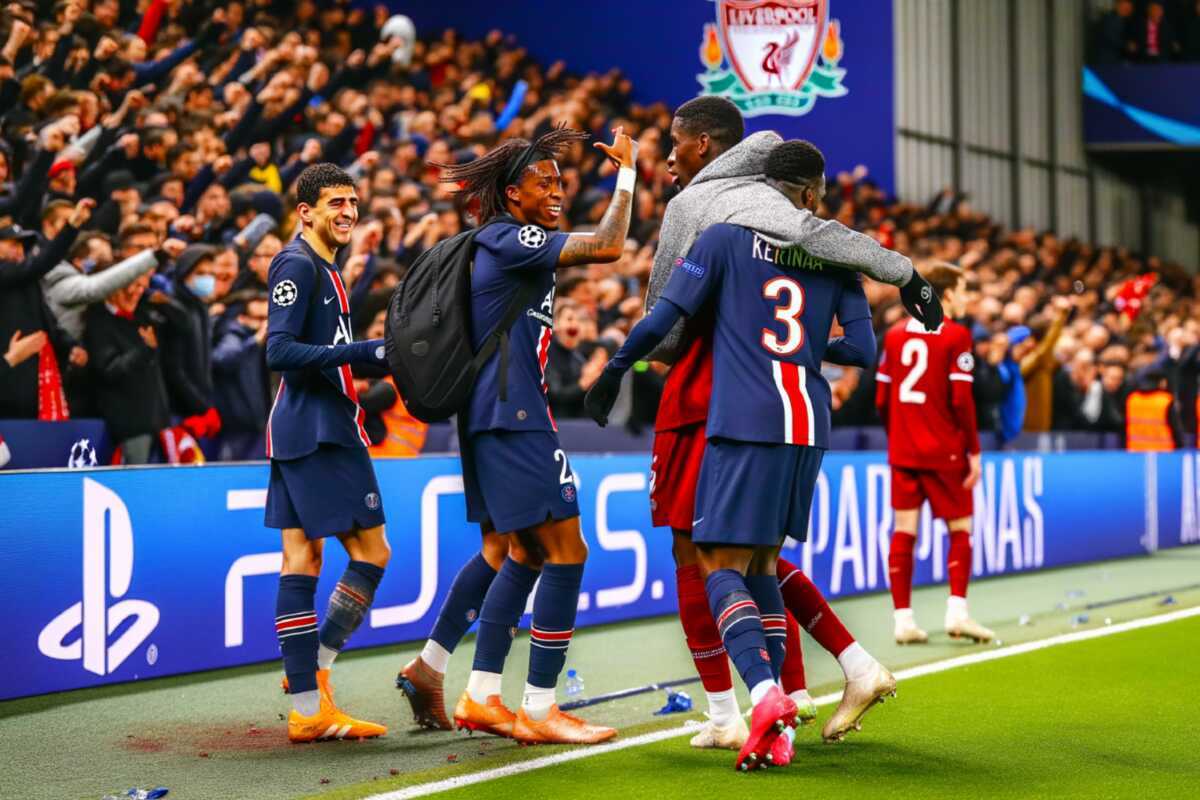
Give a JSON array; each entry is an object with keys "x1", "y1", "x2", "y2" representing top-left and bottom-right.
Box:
[{"x1": 384, "y1": 216, "x2": 542, "y2": 423}]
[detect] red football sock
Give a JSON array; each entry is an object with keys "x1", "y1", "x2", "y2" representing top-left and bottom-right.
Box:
[
  {"x1": 780, "y1": 612, "x2": 807, "y2": 694},
  {"x1": 947, "y1": 529, "x2": 971, "y2": 598},
  {"x1": 888, "y1": 531, "x2": 916, "y2": 610},
  {"x1": 776, "y1": 558, "x2": 855, "y2": 657},
  {"x1": 676, "y1": 564, "x2": 733, "y2": 693}
]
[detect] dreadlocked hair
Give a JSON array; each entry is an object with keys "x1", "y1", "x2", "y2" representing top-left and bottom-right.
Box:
[{"x1": 433, "y1": 126, "x2": 590, "y2": 222}]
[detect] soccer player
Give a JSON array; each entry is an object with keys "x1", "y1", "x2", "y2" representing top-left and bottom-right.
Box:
[
  {"x1": 403, "y1": 126, "x2": 637, "y2": 745},
  {"x1": 264, "y1": 163, "x2": 392, "y2": 743},
  {"x1": 586, "y1": 140, "x2": 885, "y2": 770},
  {"x1": 646, "y1": 98, "x2": 926, "y2": 749},
  {"x1": 876, "y1": 262, "x2": 994, "y2": 644}
]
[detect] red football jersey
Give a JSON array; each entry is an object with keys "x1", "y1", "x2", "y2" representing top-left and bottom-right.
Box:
[
  {"x1": 654, "y1": 308, "x2": 715, "y2": 433},
  {"x1": 875, "y1": 318, "x2": 981, "y2": 470}
]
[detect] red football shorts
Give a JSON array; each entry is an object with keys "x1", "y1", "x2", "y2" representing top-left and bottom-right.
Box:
[
  {"x1": 650, "y1": 422, "x2": 707, "y2": 533},
  {"x1": 890, "y1": 464, "x2": 973, "y2": 521}
]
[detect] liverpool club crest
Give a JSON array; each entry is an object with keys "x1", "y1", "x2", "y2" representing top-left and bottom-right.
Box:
[{"x1": 697, "y1": 0, "x2": 847, "y2": 117}]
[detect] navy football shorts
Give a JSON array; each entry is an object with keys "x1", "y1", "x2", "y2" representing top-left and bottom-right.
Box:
[
  {"x1": 462, "y1": 429, "x2": 580, "y2": 533},
  {"x1": 691, "y1": 437, "x2": 825, "y2": 548},
  {"x1": 265, "y1": 444, "x2": 385, "y2": 540}
]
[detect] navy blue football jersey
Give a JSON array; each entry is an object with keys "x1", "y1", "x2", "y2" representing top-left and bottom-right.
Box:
[
  {"x1": 661, "y1": 223, "x2": 870, "y2": 448},
  {"x1": 265, "y1": 236, "x2": 385, "y2": 460},
  {"x1": 464, "y1": 221, "x2": 568, "y2": 434}
]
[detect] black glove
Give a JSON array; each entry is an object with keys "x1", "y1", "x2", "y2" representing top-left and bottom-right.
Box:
[
  {"x1": 899, "y1": 270, "x2": 944, "y2": 332},
  {"x1": 583, "y1": 367, "x2": 623, "y2": 427}
]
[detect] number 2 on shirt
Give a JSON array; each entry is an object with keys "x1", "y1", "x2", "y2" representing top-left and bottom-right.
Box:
[
  {"x1": 899, "y1": 338, "x2": 928, "y2": 404},
  {"x1": 761, "y1": 277, "x2": 806, "y2": 356}
]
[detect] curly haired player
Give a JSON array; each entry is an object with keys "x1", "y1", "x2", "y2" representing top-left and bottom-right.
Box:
[{"x1": 398, "y1": 126, "x2": 638, "y2": 745}]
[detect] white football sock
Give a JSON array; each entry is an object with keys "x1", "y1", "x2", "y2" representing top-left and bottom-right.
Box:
[
  {"x1": 317, "y1": 644, "x2": 338, "y2": 671},
  {"x1": 789, "y1": 689, "x2": 813, "y2": 707},
  {"x1": 466, "y1": 670, "x2": 502, "y2": 704},
  {"x1": 893, "y1": 608, "x2": 915, "y2": 625},
  {"x1": 946, "y1": 596, "x2": 968, "y2": 619},
  {"x1": 521, "y1": 683, "x2": 556, "y2": 721},
  {"x1": 292, "y1": 689, "x2": 320, "y2": 717},
  {"x1": 837, "y1": 642, "x2": 875, "y2": 681},
  {"x1": 749, "y1": 679, "x2": 776, "y2": 707},
  {"x1": 706, "y1": 689, "x2": 739, "y2": 728},
  {"x1": 421, "y1": 640, "x2": 451, "y2": 674}
]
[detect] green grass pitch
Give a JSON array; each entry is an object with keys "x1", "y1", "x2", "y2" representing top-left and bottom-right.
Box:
[{"x1": 4, "y1": 548, "x2": 1198, "y2": 800}]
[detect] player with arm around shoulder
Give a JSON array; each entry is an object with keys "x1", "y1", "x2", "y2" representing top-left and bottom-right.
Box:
[
  {"x1": 396, "y1": 126, "x2": 637, "y2": 744},
  {"x1": 585, "y1": 171, "x2": 896, "y2": 770},
  {"x1": 263, "y1": 164, "x2": 393, "y2": 743},
  {"x1": 876, "y1": 263, "x2": 993, "y2": 644}
]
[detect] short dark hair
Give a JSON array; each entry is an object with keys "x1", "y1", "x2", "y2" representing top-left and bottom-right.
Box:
[
  {"x1": 296, "y1": 163, "x2": 355, "y2": 207},
  {"x1": 922, "y1": 261, "x2": 964, "y2": 299},
  {"x1": 765, "y1": 140, "x2": 825, "y2": 186},
  {"x1": 673, "y1": 96, "x2": 744, "y2": 151}
]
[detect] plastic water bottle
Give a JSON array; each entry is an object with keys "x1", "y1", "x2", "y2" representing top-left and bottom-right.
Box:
[{"x1": 564, "y1": 669, "x2": 585, "y2": 700}]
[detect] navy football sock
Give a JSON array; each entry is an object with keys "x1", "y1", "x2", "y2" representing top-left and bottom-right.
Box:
[
  {"x1": 527, "y1": 562, "x2": 584, "y2": 689},
  {"x1": 472, "y1": 558, "x2": 539, "y2": 674},
  {"x1": 276, "y1": 574, "x2": 320, "y2": 695},
  {"x1": 318, "y1": 561, "x2": 384, "y2": 663},
  {"x1": 429, "y1": 553, "x2": 497, "y2": 653},
  {"x1": 746, "y1": 574, "x2": 787, "y2": 682},
  {"x1": 705, "y1": 569, "x2": 774, "y2": 693}
]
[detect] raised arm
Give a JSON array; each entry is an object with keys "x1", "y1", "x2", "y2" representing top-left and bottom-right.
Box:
[{"x1": 557, "y1": 128, "x2": 637, "y2": 267}]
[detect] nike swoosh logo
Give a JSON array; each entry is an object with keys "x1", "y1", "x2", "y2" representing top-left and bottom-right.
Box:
[
  {"x1": 324, "y1": 296, "x2": 336, "y2": 305},
  {"x1": 692, "y1": 517, "x2": 704, "y2": 526}
]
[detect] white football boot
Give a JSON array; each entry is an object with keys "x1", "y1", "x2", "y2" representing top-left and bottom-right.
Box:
[
  {"x1": 893, "y1": 608, "x2": 929, "y2": 645},
  {"x1": 822, "y1": 658, "x2": 897, "y2": 742},
  {"x1": 689, "y1": 712, "x2": 749, "y2": 750},
  {"x1": 945, "y1": 597, "x2": 994, "y2": 643}
]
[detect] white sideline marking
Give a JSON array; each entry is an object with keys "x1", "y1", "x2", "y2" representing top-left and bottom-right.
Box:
[{"x1": 369, "y1": 606, "x2": 1200, "y2": 800}]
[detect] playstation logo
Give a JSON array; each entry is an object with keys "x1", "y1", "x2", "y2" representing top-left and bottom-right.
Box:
[{"x1": 37, "y1": 478, "x2": 159, "y2": 676}]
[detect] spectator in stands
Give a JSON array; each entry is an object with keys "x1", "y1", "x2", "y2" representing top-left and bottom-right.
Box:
[
  {"x1": 1092, "y1": 0, "x2": 1137, "y2": 63},
  {"x1": 83, "y1": 269, "x2": 169, "y2": 465},
  {"x1": 1134, "y1": 1, "x2": 1177, "y2": 61},
  {"x1": 163, "y1": 244, "x2": 221, "y2": 440},
  {"x1": 973, "y1": 329, "x2": 1008, "y2": 440},
  {"x1": 211, "y1": 290, "x2": 269, "y2": 461},
  {"x1": 361, "y1": 308, "x2": 428, "y2": 457},
  {"x1": 0, "y1": 200, "x2": 91, "y2": 420},
  {"x1": 996, "y1": 327, "x2": 1031, "y2": 445},
  {"x1": 546, "y1": 299, "x2": 605, "y2": 419},
  {"x1": 1182, "y1": 0, "x2": 1200, "y2": 60},
  {"x1": 1022, "y1": 298, "x2": 1070, "y2": 432}
]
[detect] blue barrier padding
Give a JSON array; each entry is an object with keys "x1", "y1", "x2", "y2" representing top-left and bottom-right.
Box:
[{"x1": 4, "y1": 450, "x2": 1198, "y2": 699}]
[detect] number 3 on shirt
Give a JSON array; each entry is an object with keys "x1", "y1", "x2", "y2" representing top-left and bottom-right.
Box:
[
  {"x1": 761, "y1": 277, "x2": 806, "y2": 356},
  {"x1": 899, "y1": 338, "x2": 928, "y2": 404}
]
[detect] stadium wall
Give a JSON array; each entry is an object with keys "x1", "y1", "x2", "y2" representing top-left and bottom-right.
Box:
[
  {"x1": 7, "y1": 451, "x2": 1199, "y2": 700},
  {"x1": 894, "y1": 0, "x2": 1199, "y2": 269}
]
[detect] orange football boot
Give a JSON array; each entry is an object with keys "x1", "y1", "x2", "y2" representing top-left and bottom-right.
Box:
[
  {"x1": 280, "y1": 668, "x2": 333, "y2": 701},
  {"x1": 511, "y1": 706, "x2": 617, "y2": 745},
  {"x1": 287, "y1": 693, "x2": 387, "y2": 743},
  {"x1": 453, "y1": 691, "x2": 517, "y2": 737},
  {"x1": 398, "y1": 657, "x2": 452, "y2": 730}
]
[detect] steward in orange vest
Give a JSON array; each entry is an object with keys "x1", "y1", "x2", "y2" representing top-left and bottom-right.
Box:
[{"x1": 1125, "y1": 370, "x2": 1182, "y2": 452}]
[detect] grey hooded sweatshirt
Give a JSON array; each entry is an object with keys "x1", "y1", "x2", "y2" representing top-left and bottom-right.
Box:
[{"x1": 645, "y1": 131, "x2": 913, "y2": 362}]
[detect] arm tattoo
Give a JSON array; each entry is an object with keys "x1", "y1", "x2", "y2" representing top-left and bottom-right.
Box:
[{"x1": 559, "y1": 186, "x2": 633, "y2": 266}]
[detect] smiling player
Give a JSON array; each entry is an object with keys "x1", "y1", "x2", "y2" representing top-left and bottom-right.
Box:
[
  {"x1": 399, "y1": 127, "x2": 637, "y2": 745},
  {"x1": 264, "y1": 163, "x2": 392, "y2": 743}
]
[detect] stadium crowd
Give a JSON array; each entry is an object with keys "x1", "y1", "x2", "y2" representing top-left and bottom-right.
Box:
[
  {"x1": 1090, "y1": 0, "x2": 1200, "y2": 62},
  {"x1": 0, "y1": 0, "x2": 1197, "y2": 466}
]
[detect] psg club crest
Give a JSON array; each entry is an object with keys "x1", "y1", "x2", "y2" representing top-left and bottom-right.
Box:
[{"x1": 697, "y1": 0, "x2": 847, "y2": 118}]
